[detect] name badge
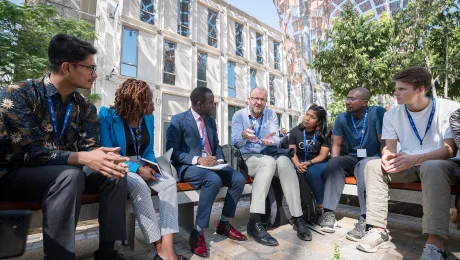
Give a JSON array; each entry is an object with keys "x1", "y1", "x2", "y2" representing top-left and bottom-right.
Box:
[
  {"x1": 410, "y1": 148, "x2": 432, "y2": 155},
  {"x1": 357, "y1": 149, "x2": 367, "y2": 158}
]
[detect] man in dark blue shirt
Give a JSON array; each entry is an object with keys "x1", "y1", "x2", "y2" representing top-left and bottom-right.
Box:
[{"x1": 319, "y1": 88, "x2": 385, "y2": 241}]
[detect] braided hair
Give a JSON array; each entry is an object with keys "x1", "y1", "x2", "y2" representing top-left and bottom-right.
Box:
[{"x1": 113, "y1": 79, "x2": 152, "y2": 122}]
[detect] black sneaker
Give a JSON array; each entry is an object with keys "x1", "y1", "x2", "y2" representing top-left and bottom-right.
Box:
[
  {"x1": 318, "y1": 211, "x2": 336, "y2": 233},
  {"x1": 94, "y1": 250, "x2": 126, "y2": 260},
  {"x1": 346, "y1": 217, "x2": 366, "y2": 241}
]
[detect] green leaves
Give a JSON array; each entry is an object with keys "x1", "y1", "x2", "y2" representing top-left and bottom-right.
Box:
[
  {"x1": 0, "y1": 0, "x2": 96, "y2": 85},
  {"x1": 312, "y1": 1, "x2": 460, "y2": 99}
]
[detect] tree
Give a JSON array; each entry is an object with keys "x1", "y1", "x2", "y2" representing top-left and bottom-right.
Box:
[
  {"x1": 312, "y1": 1, "x2": 460, "y2": 99},
  {"x1": 312, "y1": 5, "x2": 397, "y2": 98},
  {"x1": 0, "y1": 0, "x2": 96, "y2": 85}
]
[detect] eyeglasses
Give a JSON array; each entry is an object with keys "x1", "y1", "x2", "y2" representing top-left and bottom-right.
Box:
[
  {"x1": 250, "y1": 97, "x2": 267, "y2": 103},
  {"x1": 68, "y1": 62, "x2": 97, "y2": 75}
]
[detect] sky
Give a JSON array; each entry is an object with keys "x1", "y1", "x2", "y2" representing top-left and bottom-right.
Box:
[
  {"x1": 8, "y1": 0, "x2": 22, "y2": 5},
  {"x1": 224, "y1": 0, "x2": 281, "y2": 31}
]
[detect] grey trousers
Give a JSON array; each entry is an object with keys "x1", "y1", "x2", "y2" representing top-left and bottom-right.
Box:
[
  {"x1": 365, "y1": 159, "x2": 457, "y2": 239},
  {"x1": 244, "y1": 154, "x2": 303, "y2": 217},
  {"x1": 322, "y1": 156, "x2": 377, "y2": 215},
  {"x1": 0, "y1": 165, "x2": 127, "y2": 260},
  {"x1": 127, "y1": 172, "x2": 179, "y2": 244}
]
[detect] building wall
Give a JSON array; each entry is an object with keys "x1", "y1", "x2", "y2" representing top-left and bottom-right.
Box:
[{"x1": 27, "y1": 0, "x2": 306, "y2": 155}]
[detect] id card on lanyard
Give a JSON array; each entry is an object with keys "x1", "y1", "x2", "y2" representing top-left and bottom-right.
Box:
[
  {"x1": 47, "y1": 97, "x2": 73, "y2": 149},
  {"x1": 200, "y1": 125, "x2": 208, "y2": 158},
  {"x1": 351, "y1": 108, "x2": 368, "y2": 157},
  {"x1": 405, "y1": 97, "x2": 436, "y2": 150},
  {"x1": 249, "y1": 115, "x2": 264, "y2": 153},
  {"x1": 128, "y1": 117, "x2": 143, "y2": 163},
  {"x1": 303, "y1": 131, "x2": 316, "y2": 162}
]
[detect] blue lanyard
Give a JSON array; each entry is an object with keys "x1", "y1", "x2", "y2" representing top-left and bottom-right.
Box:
[
  {"x1": 128, "y1": 118, "x2": 143, "y2": 161},
  {"x1": 350, "y1": 108, "x2": 368, "y2": 148},
  {"x1": 303, "y1": 131, "x2": 316, "y2": 160},
  {"x1": 47, "y1": 97, "x2": 73, "y2": 147},
  {"x1": 249, "y1": 115, "x2": 264, "y2": 139},
  {"x1": 405, "y1": 97, "x2": 436, "y2": 148},
  {"x1": 200, "y1": 122, "x2": 207, "y2": 152}
]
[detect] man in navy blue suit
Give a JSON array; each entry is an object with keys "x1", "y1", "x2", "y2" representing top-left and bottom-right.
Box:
[{"x1": 166, "y1": 87, "x2": 247, "y2": 258}]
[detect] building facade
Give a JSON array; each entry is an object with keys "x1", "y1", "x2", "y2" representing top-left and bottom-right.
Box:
[{"x1": 26, "y1": 0, "x2": 306, "y2": 154}]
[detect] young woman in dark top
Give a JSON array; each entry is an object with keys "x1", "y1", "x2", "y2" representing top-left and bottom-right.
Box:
[
  {"x1": 99, "y1": 79, "x2": 186, "y2": 260},
  {"x1": 289, "y1": 104, "x2": 330, "y2": 210}
]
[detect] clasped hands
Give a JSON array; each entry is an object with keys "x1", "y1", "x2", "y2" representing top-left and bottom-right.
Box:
[
  {"x1": 241, "y1": 123, "x2": 276, "y2": 146},
  {"x1": 381, "y1": 152, "x2": 418, "y2": 173},
  {"x1": 296, "y1": 161, "x2": 311, "y2": 174},
  {"x1": 197, "y1": 156, "x2": 224, "y2": 167}
]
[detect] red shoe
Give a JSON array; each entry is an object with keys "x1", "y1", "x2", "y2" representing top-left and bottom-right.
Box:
[
  {"x1": 189, "y1": 230, "x2": 208, "y2": 258},
  {"x1": 216, "y1": 221, "x2": 248, "y2": 241}
]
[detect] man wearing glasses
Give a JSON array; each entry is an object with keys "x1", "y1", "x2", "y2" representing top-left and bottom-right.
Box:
[
  {"x1": 231, "y1": 87, "x2": 311, "y2": 246},
  {"x1": 319, "y1": 87, "x2": 385, "y2": 241},
  {"x1": 0, "y1": 34, "x2": 129, "y2": 260}
]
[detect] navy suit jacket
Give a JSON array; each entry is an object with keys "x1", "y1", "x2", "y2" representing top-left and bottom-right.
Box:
[{"x1": 166, "y1": 109, "x2": 224, "y2": 176}]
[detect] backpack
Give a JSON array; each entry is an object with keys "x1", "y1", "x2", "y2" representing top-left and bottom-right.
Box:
[{"x1": 298, "y1": 174, "x2": 319, "y2": 225}]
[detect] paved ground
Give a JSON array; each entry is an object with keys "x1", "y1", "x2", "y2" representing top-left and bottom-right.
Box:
[{"x1": 13, "y1": 200, "x2": 460, "y2": 260}]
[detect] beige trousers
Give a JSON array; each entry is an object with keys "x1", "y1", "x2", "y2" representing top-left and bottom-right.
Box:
[
  {"x1": 244, "y1": 154, "x2": 303, "y2": 217},
  {"x1": 365, "y1": 159, "x2": 457, "y2": 239}
]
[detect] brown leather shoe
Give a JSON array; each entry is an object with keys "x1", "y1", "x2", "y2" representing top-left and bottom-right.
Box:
[
  {"x1": 189, "y1": 230, "x2": 209, "y2": 258},
  {"x1": 216, "y1": 221, "x2": 248, "y2": 241}
]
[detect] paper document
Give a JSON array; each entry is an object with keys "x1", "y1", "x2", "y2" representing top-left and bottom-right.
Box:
[
  {"x1": 141, "y1": 158, "x2": 163, "y2": 175},
  {"x1": 197, "y1": 163, "x2": 229, "y2": 171}
]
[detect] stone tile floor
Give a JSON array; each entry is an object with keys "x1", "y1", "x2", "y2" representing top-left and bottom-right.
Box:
[{"x1": 12, "y1": 200, "x2": 460, "y2": 260}]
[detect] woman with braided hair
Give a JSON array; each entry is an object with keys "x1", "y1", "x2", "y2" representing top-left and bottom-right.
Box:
[{"x1": 99, "y1": 79, "x2": 186, "y2": 260}]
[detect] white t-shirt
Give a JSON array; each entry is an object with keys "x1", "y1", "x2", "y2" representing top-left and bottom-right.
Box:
[{"x1": 382, "y1": 98, "x2": 460, "y2": 155}]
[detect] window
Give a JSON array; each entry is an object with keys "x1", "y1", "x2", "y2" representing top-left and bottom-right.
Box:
[
  {"x1": 208, "y1": 10, "x2": 218, "y2": 48},
  {"x1": 250, "y1": 68, "x2": 257, "y2": 90},
  {"x1": 163, "y1": 40, "x2": 177, "y2": 85},
  {"x1": 269, "y1": 74, "x2": 275, "y2": 105},
  {"x1": 256, "y1": 33, "x2": 263, "y2": 64},
  {"x1": 197, "y1": 52, "x2": 207, "y2": 88},
  {"x1": 178, "y1": 0, "x2": 190, "y2": 37},
  {"x1": 228, "y1": 105, "x2": 242, "y2": 144},
  {"x1": 289, "y1": 115, "x2": 293, "y2": 129},
  {"x1": 287, "y1": 79, "x2": 291, "y2": 109},
  {"x1": 120, "y1": 27, "x2": 138, "y2": 77},
  {"x1": 140, "y1": 0, "x2": 155, "y2": 25},
  {"x1": 236, "y1": 22, "x2": 243, "y2": 57},
  {"x1": 228, "y1": 62, "x2": 236, "y2": 97},
  {"x1": 274, "y1": 41, "x2": 280, "y2": 70},
  {"x1": 276, "y1": 113, "x2": 281, "y2": 127}
]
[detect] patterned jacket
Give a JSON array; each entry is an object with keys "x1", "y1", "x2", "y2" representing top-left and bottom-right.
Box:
[{"x1": 0, "y1": 75, "x2": 100, "y2": 169}]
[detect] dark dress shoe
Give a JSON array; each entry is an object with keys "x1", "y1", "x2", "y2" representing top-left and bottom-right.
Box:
[
  {"x1": 216, "y1": 221, "x2": 248, "y2": 241},
  {"x1": 94, "y1": 250, "x2": 126, "y2": 260},
  {"x1": 189, "y1": 230, "x2": 209, "y2": 258},
  {"x1": 247, "y1": 222, "x2": 279, "y2": 246},
  {"x1": 292, "y1": 217, "x2": 312, "y2": 241}
]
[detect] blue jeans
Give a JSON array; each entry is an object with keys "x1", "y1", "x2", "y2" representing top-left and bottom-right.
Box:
[{"x1": 304, "y1": 162, "x2": 328, "y2": 204}]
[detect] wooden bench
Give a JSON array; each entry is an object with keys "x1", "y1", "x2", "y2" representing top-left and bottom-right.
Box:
[{"x1": 343, "y1": 176, "x2": 460, "y2": 229}]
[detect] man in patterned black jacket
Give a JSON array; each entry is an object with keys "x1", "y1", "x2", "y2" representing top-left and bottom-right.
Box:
[{"x1": 0, "y1": 34, "x2": 129, "y2": 260}]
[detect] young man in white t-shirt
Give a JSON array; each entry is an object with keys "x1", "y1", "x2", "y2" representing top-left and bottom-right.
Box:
[{"x1": 356, "y1": 67, "x2": 460, "y2": 259}]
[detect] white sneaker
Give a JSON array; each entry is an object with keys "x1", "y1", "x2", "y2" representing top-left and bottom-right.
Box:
[
  {"x1": 356, "y1": 228, "x2": 391, "y2": 253},
  {"x1": 420, "y1": 244, "x2": 447, "y2": 260}
]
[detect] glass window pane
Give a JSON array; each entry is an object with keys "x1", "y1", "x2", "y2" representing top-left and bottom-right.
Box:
[
  {"x1": 274, "y1": 41, "x2": 280, "y2": 70},
  {"x1": 120, "y1": 64, "x2": 137, "y2": 77},
  {"x1": 197, "y1": 80, "x2": 207, "y2": 88},
  {"x1": 197, "y1": 52, "x2": 207, "y2": 82},
  {"x1": 269, "y1": 74, "x2": 275, "y2": 105},
  {"x1": 208, "y1": 10, "x2": 218, "y2": 48},
  {"x1": 121, "y1": 28, "x2": 138, "y2": 65},
  {"x1": 236, "y1": 23, "x2": 243, "y2": 57},
  {"x1": 163, "y1": 73, "x2": 176, "y2": 85},
  {"x1": 250, "y1": 68, "x2": 256, "y2": 90},
  {"x1": 227, "y1": 62, "x2": 235, "y2": 97},
  {"x1": 140, "y1": 0, "x2": 154, "y2": 24},
  {"x1": 256, "y1": 33, "x2": 263, "y2": 64},
  {"x1": 178, "y1": 0, "x2": 190, "y2": 37},
  {"x1": 287, "y1": 79, "x2": 291, "y2": 109}
]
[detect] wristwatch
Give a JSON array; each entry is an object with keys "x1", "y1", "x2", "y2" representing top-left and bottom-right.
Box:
[{"x1": 307, "y1": 160, "x2": 313, "y2": 165}]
